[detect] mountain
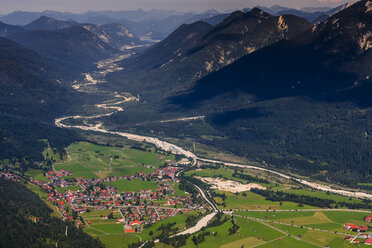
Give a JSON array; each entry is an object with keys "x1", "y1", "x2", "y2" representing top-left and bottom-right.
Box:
[
  {"x1": 300, "y1": 6, "x2": 332, "y2": 12},
  {"x1": 0, "y1": 37, "x2": 79, "y2": 160},
  {"x1": 163, "y1": 0, "x2": 372, "y2": 185},
  {"x1": 0, "y1": 21, "x2": 25, "y2": 36},
  {"x1": 24, "y1": 16, "x2": 78, "y2": 30},
  {"x1": 100, "y1": 23, "x2": 141, "y2": 48},
  {"x1": 0, "y1": 177, "x2": 104, "y2": 247},
  {"x1": 99, "y1": 9, "x2": 185, "y2": 22},
  {"x1": 82, "y1": 23, "x2": 140, "y2": 50},
  {"x1": 115, "y1": 8, "x2": 312, "y2": 100},
  {"x1": 313, "y1": 1, "x2": 358, "y2": 23},
  {"x1": 174, "y1": 0, "x2": 372, "y2": 106},
  {"x1": 0, "y1": 11, "x2": 42, "y2": 25},
  {"x1": 251, "y1": 3, "x2": 355, "y2": 24},
  {"x1": 255, "y1": 5, "x2": 292, "y2": 15},
  {"x1": 275, "y1": 9, "x2": 328, "y2": 23},
  {"x1": 202, "y1": 14, "x2": 229, "y2": 26},
  {"x1": 6, "y1": 26, "x2": 119, "y2": 70},
  {"x1": 126, "y1": 21, "x2": 213, "y2": 70}
]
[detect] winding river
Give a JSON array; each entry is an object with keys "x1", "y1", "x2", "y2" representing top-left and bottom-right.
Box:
[{"x1": 56, "y1": 53, "x2": 372, "y2": 217}]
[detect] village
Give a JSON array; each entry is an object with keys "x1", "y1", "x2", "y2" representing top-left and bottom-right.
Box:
[{"x1": 0, "y1": 163, "x2": 206, "y2": 235}]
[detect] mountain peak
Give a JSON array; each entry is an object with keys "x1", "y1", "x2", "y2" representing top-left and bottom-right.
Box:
[
  {"x1": 24, "y1": 16, "x2": 77, "y2": 30},
  {"x1": 249, "y1": 7, "x2": 272, "y2": 18}
]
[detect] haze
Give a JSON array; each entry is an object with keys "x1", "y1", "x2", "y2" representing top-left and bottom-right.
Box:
[{"x1": 0, "y1": 0, "x2": 351, "y2": 14}]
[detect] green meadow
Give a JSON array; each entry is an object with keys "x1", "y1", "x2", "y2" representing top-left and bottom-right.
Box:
[
  {"x1": 184, "y1": 216, "x2": 284, "y2": 248},
  {"x1": 215, "y1": 190, "x2": 315, "y2": 210},
  {"x1": 53, "y1": 142, "x2": 175, "y2": 178},
  {"x1": 104, "y1": 178, "x2": 158, "y2": 192}
]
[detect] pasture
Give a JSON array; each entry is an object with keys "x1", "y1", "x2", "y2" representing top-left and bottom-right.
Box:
[
  {"x1": 216, "y1": 191, "x2": 315, "y2": 210},
  {"x1": 53, "y1": 142, "x2": 175, "y2": 178}
]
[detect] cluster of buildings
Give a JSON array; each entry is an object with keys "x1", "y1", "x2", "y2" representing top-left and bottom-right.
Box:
[
  {"x1": 344, "y1": 223, "x2": 368, "y2": 232},
  {"x1": 122, "y1": 206, "x2": 187, "y2": 227},
  {"x1": 345, "y1": 236, "x2": 372, "y2": 245},
  {"x1": 0, "y1": 160, "x2": 204, "y2": 234},
  {"x1": 1, "y1": 165, "x2": 202, "y2": 229},
  {"x1": 0, "y1": 172, "x2": 21, "y2": 182}
]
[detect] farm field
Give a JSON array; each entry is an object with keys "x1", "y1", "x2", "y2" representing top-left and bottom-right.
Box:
[
  {"x1": 104, "y1": 178, "x2": 159, "y2": 192},
  {"x1": 184, "y1": 216, "x2": 284, "y2": 248},
  {"x1": 185, "y1": 167, "x2": 272, "y2": 187},
  {"x1": 281, "y1": 188, "x2": 367, "y2": 205},
  {"x1": 185, "y1": 168, "x2": 249, "y2": 184},
  {"x1": 85, "y1": 210, "x2": 203, "y2": 248},
  {"x1": 235, "y1": 210, "x2": 372, "y2": 236},
  {"x1": 54, "y1": 142, "x2": 175, "y2": 178},
  {"x1": 139, "y1": 210, "x2": 203, "y2": 241},
  {"x1": 270, "y1": 222, "x2": 371, "y2": 247},
  {"x1": 215, "y1": 190, "x2": 315, "y2": 210},
  {"x1": 25, "y1": 169, "x2": 51, "y2": 182}
]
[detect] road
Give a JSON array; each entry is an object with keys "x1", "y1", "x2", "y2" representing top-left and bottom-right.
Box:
[
  {"x1": 55, "y1": 54, "x2": 372, "y2": 243},
  {"x1": 56, "y1": 112, "x2": 372, "y2": 201}
]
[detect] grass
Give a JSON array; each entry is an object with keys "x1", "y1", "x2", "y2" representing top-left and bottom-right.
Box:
[
  {"x1": 323, "y1": 211, "x2": 371, "y2": 225},
  {"x1": 25, "y1": 170, "x2": 50, "y2": 182},
  {"x1": 92, "y1": 223, "x2": 124, "y2": 234},
  {"x1": 104, "y1": 178, "x2": 158, "y2": 192},
  {"x1": 55, "y1": 185, "x2": 81, "y2": 193},
  {"x1": 139, "y1": 210, "x2": 202, "y2": 241},
  {"x1": 81, "y1": 209, "x2": 121, "y2": 219},
  {"x1": 185, "y1": 168, "x2": 249, "y2": 184},
  {"x1": 54, "y1": 142, "x2": 175, "y2": 179},
  {"x1": 25, "y1": 183, "x2": 61, "y2": 219},
  {"x1": 236, "y1": 210, "x2": 372, "y2": 235},
  {"x1": 217, "y1": 191, "x2": 315, "y2": 210},
  {"x1": 256, "y1": 236, "x2": 318, "y2": 248},
  {"x1": 184, "y1": 216, "x2": 283, "y2": 248},
  {"x1": 282, "y1": 188, "x2": 366, "y2": 205},
  {"x1": 275, "y1": 212, "x2": 331, "y2": 225},
  {"x1": 220, "y1": 237, "x2": 265, "y2": 248},
  {"x1": 97, "y1": 234, "x2": 140, "y2": 248},
  {"x1": 235, "y1": 211, "x2": 315, "y2": 220},
  {"x1": 269, "y1": 222, "x2": 371, "y2": 248},
  {"x1": 172, "y1": 182, "x2": 188, "y2": 197}
]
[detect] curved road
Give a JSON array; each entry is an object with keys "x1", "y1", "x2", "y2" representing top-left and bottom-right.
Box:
[
  {"x1": 56, "y1": 115, "x2": 372, "y2": 201},
  {"x1": 56, "y1": 55, "x2": 372, "y2": 233}
]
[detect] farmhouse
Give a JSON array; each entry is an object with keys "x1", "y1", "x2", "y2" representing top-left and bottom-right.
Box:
[
  {"x1": 365, "y1": 238, "x2": 372, "y2": 245},
  {"x1": 365, "y1": 215, "x2": 372, "y2": 222}
]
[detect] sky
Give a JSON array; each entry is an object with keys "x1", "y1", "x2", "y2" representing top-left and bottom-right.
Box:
[{"x1": 0, "y1": 0, "x2": 352, "y2": 14}]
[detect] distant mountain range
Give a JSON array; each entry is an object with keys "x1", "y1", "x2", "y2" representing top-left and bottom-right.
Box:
[
  {"x1": 173, "y1": 0, "x2": 371, "y2": 107},
  {"x1": 0, "y1": 16, "x2": 143, "y2": 69},
  {"x1": 110, "y1": 8, "x2": 312, "y2": 101},
  {"x1": 0, "y1": 3, "x2": 352, "y2": 40},
  {"x1": 7, "y1": 25, "x2": 119, "y2": 70}
]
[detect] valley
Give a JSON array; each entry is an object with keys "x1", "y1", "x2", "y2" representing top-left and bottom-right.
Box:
[
  {"x1": 1, "y1": 1, "x2": 372, "y2": 248},
  {"x1": 47, "y1": 47, "x2": 372, "y2": 247}
]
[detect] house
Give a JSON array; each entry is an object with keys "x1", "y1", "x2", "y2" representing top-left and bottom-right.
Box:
[
  {"x1": 125, "y1": 229, "x2": 135, "y2": 233},
  {"x1": 351, "y1": 239, "x2": 360, "y2": 244},
  {"x1": 365, "y1": 215, "x2": 372, "y2": 223},
  {"x1": 130, "y1": 220, "x2": 141, "y2": 226},
  {"x1": 344, "y1": 223, "x2": 360, "y2": 231},
  {"x1": 365, "y1": 238, "x2": 372, "y2": 245},
  {"x1": 360, "y1": 226, "x2": 368, "y2": 232}
]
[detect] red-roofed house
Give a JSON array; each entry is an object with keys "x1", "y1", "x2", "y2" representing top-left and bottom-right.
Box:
[
  {"x1": 365, "y1": 215, "x2": 372, "y2": 223},
  {"x1": 130, "y1": 220, "x2": 141, "y2": 226},
  {"x1": 365, "y1": 238, "x2": 372, "y2": 245}
]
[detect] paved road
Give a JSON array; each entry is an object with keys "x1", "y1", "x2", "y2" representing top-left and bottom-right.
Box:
[{"x1": 55, "y1": 54, "x2": 372, "y2": 245}]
